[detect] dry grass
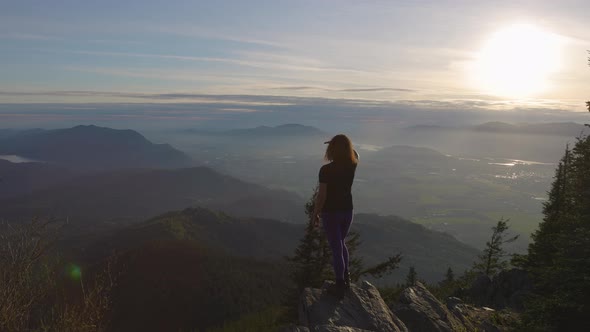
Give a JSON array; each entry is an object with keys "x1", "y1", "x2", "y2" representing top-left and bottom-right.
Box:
[{"x1": 0, "y1": 219, "x2": 116, "y2": 332}]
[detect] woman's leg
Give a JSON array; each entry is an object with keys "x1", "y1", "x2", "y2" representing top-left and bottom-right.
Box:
[
  {"x1": 339, "y1": 211, "x2": 353, "y2": 278},
  {"x1": 322, "y1": 213, "x2": 345, "y2": 281}
]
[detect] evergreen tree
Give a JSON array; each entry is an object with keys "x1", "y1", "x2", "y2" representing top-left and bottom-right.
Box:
[
  {"x1": 430, "y1": 266, "x2": 458, "y2": 301},
  {"x1": 472, "y1": 218, "x2": 518, "y2": 277},
  {"x1": 360, "y1": 255, "x2": 402, "y2": 280},
  {"x1": 285, "y1": 187, "x2": 333, "y2": 294},
  {"x1": 444, "y1": 267, "x2": 455, "y2": 283},
  {"x1": 405, "y1": 266, "x2": 417, "y2": 286},
  {"x1": 524, "y1": 146, "x2": 573, "y2": 272},
  {"x1": 587, "y1": 52, "x2": 590, "y2": 113},
  {"x1": 520, "y1": 133, "x2": 590, "y2": 329}
]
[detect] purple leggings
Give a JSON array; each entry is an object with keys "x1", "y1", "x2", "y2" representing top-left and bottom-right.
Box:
[{"x1": 321, "y1": 210, "x2": 353, "y2": 281}]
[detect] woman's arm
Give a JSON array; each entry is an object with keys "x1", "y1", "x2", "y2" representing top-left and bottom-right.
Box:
[{"x1": 313, "y1": 183, "x2": 327, "y2": 227}]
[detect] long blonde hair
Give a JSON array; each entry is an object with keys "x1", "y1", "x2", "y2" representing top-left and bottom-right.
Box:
[{"x1": 324, "y1": 134, "x2": 358, "y2": 164}]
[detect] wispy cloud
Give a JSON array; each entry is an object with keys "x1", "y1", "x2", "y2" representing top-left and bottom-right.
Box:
[
  {"x1": 271, "y1": 86, "x2": 416, "y2": 93},
  {"x1": 85, "y1": 39, "x2": 146, "y2": 45},
  {"x1": 45, "y1": 49, "x2": 376, "y2": 75},
  {"x1": 338, "y1": 88, "x2": 415, "y2": 93},
  {"x1": 219, "y1": 108, "x2": 268, "y2": 113},
  {"x1": 62, "y1": 65, "x2": 256, "y2": 84},
  {"x1": 0, "y1": 33, "x2": 61, "y2": 41},
  {"x1": 1, "y1": 90, "x2": 583, "y2": 112},
  {"x1": 149, "y1": 24, "x2": 289, "y2": 49}
]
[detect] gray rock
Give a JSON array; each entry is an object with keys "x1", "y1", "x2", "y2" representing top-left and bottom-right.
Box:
[
  {"x1": 299, "y1": 280, "x2": 408, "y2": 332},
  {"x1": 393, "y1": 282, "x2": 466, "y2": 332},
  {"x1": 446, "y1": 299, "x2": 515, "y2": 332},
  {"x1": 445, "y1": 297, "x2": 463, "y2": 311},
  {"x1": 280, "y1": 325, "x2": 311, "y2": 332},
  {"x1": 313, "y1": 325, "x2": 373, "y2": 332}
]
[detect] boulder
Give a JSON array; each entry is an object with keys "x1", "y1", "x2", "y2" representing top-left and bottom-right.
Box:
[
  {"x1": 393, "y1": 282, "x2": 466, "y2": 332},
  {"x1": 299, "y1": 281, "x2": 408, "y2": 332},
  {"x1": 280, "y1": 326, "x2": 311, "y2": 332},
  {"x1": 446, "y1": 297, "x2": 517, "y2": 332}
]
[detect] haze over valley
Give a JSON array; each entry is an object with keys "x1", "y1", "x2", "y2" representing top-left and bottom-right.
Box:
[
  {"x1": 1, "y1": 121, "x2": 584, "y2": 253},
  {"x1": 2, "y1": 1, "x2": 589, "y2": 330}
]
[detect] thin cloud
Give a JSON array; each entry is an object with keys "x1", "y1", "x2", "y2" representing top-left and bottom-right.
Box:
[
  {"x1": 85, "y1": 39, "x2": 147, "y2": 45},
  {"x1": 61, "y1": 65, "x2": 258, "y2": 85},
  {"x1": 271, "y1": 86, "x2": 325, "y2": 91},
  {"x1": 48, "y1": 49, "x2": 374, "y2": 75},
  {"x1": 0, "y1": 90, "x2": 582, "y2": 114},
  {"x1": 0, "y1": 33, "x2": 61, "y2": 41},
  {"x1": 219, "y1": 108, "x2": 267, "y2": 113},
  {"x1": 150, "y1": 24, "x2": 289, "y2": 50},
  {"x1": 271, "y1": 86, "x2": 416, "y2": 93},
  {"x1": 337, "y1": 88, "x2": 416, "y2": 93}
]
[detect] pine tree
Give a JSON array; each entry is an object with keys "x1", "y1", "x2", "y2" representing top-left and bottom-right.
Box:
[
  {"x1": 444, "y1": 267, "x2": 455, "y2": 283},
  {"x1": 520, "y1": 134, "x2": 590, "y2": 330},
  {"x1": 518, "y1": 53, "x2": 590, "y2": 330},
  {"x1": 431, "y1": 266, "x2": 458, "y2": 300},
  {"x1": 525, "y1": 146, "x2": 573, "y2": 272},
  {"x1": 286, "y1": 187, "x2": 333, "y2": 294},
  {"x1": 405, "y1": 266, "x2": 417, "y2": 286},
  {"x1": 472, "y1": 218, "x2": 518, "y2": 277}
]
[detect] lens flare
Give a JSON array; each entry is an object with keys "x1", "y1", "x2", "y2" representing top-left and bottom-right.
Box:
[{"x1": 67, "y1": 264, "x2": 82, "y2": 280}]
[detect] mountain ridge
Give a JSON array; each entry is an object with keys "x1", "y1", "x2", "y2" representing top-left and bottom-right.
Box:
[
  {"x1": 0, "y1": 125, "x2": 192, "y2": 170},
  {"x1": 184, "y1": 123, "x2": 325, "y2": 137},
  {"x1": 0, "y1": 166, "x2": 305, "y2": 224},
  {"x1": 406, "y1": 121, "x2": 588, "y2": 137},
  {"x1": 68, "y1": 206, "x2": 480, "y2": 283}
]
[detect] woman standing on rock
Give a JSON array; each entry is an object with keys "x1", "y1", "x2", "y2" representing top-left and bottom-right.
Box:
[{"x1": 313, "y1": 134, "x2": 359, "y2": 297}]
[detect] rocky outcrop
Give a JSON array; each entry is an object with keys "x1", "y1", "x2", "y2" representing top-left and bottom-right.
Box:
[
  {"x1": 393, "y1": 282, "x2": 466, "y2": 332},
  {"x1": 467, "y1": 269, "x2": 531, "y2": 310},
  {"x1": 446, "y1": 297, "x2": 518, "y2": 332},
  {"x1": 390, "y1": 282, "x2": 517, "y2": 332},
  {"x1": 284, "y1": 279, "x2": 517, "y2": 332},
  {"x1": 294, "y1": 281, "x2": 408, "y2": 332}
]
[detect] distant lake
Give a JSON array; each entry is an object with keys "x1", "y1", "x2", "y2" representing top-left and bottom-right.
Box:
[{"x1": 0, "y1": 155, "x2": 37, "y2": 163}]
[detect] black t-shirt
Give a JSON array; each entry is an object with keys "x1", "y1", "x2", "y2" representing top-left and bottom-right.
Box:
[{"x1": 318, "y1": 161, "x2": 357, "y2": 212}]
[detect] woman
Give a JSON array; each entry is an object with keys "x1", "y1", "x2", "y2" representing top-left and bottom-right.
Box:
[{"x1": 313, "y1": 134, "x2": 359, "y2": 297}]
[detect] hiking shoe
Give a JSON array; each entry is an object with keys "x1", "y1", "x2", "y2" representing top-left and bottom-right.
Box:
[
  {"x1": 344, "y1": 271, "x2": 351, "y2": 290},
  {"x1": 326, "y1": 280, "x2": 346, "y2": 299}
]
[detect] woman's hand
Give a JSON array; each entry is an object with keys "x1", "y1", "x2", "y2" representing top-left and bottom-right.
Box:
[
  {"x1": 313, "y1": 213, "x2": 321, "y2": 228},
  {"x1": 313, "y1": 183, "x2": 327, "y2": 229}
]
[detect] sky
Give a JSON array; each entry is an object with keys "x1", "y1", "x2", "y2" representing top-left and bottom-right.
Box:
[{"x1": 0, "y1": 0, "x2": 589, "y2": 128}]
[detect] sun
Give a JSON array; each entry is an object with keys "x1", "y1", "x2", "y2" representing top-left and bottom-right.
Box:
[{"x1": 470, "y1": 23, "x2": 564, "y2": 98}]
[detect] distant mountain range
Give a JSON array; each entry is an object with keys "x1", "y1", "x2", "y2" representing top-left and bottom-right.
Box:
[
  {"x1": 185, "y1": 123, "x2": 325, "y2": 137},
  {"x1": 228, "y1": 124, "x2": 325, "y2": 137},
  {"x1": 407, "y1": 122, "x2": 588, "y2": 137},
  {"x1": 0, "y1": 166, "x2": 305, "y2": 224},
  {"x1": 0, "y1": 125, "x2": 192, "y2": 170}
]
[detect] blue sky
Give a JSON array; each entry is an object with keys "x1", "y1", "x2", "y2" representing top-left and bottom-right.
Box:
[{"x1": 0, "y1": 0, "x2": 589, "y2": 127}]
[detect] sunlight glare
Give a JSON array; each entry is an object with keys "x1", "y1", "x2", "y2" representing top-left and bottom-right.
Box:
[{"x1": 470, "y1": 24, "x2": 564, "y2": 98}]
